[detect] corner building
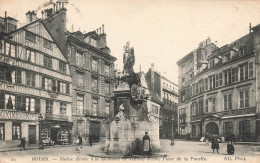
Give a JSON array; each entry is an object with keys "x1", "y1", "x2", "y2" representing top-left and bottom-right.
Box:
[
  {"x1": 0, "y1": 11, "x2": 72, "y2": 149},
  {"x1": 178, "y1": 26, "x2": 260, "y2": 141}
]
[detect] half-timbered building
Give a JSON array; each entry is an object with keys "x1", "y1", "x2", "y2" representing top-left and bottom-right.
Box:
[{"x1": 0, "y1": 13, "x2": 72, "y2": 149}]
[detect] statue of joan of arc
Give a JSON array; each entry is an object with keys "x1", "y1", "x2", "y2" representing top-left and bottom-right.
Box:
[{"x1": 123, "y1": 41, "x2": 135, "y2": 75}]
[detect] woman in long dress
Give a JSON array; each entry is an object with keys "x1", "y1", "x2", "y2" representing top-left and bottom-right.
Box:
[
  {"x1": 143, "y1": 132, "x2": 151, "y2": 155},
  {"x1": 211, "y1": 134, "x2": 219, "y2": 154}
]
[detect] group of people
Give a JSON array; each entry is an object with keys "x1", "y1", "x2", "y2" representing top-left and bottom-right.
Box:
[
  {"x1": 77, "y1": 133, "x2": 93, "y2": 146},
  {"x1": 206, "y1": 133, "x2": 235, "y2": 155}
]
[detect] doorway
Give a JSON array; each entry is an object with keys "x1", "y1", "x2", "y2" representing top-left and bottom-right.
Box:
[
  {"x1": 89, "y1": 121, "x2": 101, "y2": 142},
  {"x1": 206, "y1": 122, "x2": 219, "y2": 135},
  {"x1": 29, "y1": 125, "x2": 36, "y2": 144},
  {"x1": 50, "y1": 128, "x2": 59, "y2": 144}
]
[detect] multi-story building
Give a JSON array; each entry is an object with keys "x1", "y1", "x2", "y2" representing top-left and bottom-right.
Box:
[
  {"x1": 177, "y1": 38, "x2": 217, "y2": 138},
  {"x1": 42, "y1": 6, "x2": 117, "y2": 143},
  {"x1": 145, "y1": 63, "x2": 179, "y2": 138},
  {"x1": 0, "y1": 11, "x2": 72, "y2": 149},
  {"x1": 177, "y1": 26, "x2": 260, "y2": 141}
]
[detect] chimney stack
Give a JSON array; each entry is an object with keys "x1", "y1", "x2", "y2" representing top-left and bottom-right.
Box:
[
  {"x1": 26, "y1": 10, "x2": 37, "y2": 24},
  {"x1": 151, "y1": 63, "x2": 154, "y2": 91}
]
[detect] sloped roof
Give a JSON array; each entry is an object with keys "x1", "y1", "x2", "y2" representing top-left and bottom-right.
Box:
[{"x1": 149, "y1": 89, "x2": 163, "y2": 105}]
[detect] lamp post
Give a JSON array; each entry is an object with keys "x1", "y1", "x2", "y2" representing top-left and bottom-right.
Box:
[
  {"x1": 171, "y1": 115, "x2": 174, "y2": 146},
  {"x1": 38, "y1": 114, "x2": 44, "y2": 150}
]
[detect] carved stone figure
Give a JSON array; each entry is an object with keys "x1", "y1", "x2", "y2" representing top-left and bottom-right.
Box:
[
  {"x1": 114, "y1": 104, "x2": 125, "y2": 121},
  {"x1": 123, "y1": 41, "x2": 135, "y2": 75}
]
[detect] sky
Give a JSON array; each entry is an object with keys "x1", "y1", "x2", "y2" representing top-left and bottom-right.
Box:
[{"x1": 1, "y1": 0, "x2": 260, "y2": 84}]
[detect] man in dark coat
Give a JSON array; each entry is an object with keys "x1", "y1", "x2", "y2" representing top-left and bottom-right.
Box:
[
  {"x1": 89, "y1": 133, "x2": 93, "y2": 146},
  {"x1": 211, "y1": 134, "x2": 219, "y2": 154},
  {"x1": 20, "y1": 137, "x2": 27, "y2": 150}
]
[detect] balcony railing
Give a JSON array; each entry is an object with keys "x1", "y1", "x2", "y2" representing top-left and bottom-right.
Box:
[
  {"x1": 222, "y1": 107, "x2": 256, "y2": 117},
  {"x1": 0, "y1": 109, "x2": 39, "y2": 121},
  {"x1": 83, "y1": 110, "x2": 109, "y2": 118},
  {"x1": 162, "y1": 86, "x2": 178, "y2": 95},
  {"x1": 45, "y1": 113, "x2": 68, "y2": 121}
]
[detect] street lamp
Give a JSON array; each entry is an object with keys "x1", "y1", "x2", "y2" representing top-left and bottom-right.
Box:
[
  {"x1": 171, "y1": 115, "x2": 174, "y2": 146},
  {"x1": 38, "y1": 114, "x2": 44, "y2": 150}
]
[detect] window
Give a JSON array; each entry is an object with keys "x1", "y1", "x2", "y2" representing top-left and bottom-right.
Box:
[
  {"x1": 224, "y1": 53, "x2": 231, "y2": 62},
  {"x1": 16, "y1": 69, "x2": 22, "y2": 84},
  {"x1": 219, "y1": 73, "x2": 222, "y2": 86},
  {"x1": 0, "y1": 123, "x2": 4, "y2": 140},
  {"x1": 224, "y1": 69, "x2": 231, "y2": 85},
  {"x1": 215, "y1": 74, "x2": 219, "y2": 88},
  {"x1": 26, "y1": 71, "x2": 36, "y2": 87},
  {"x1": 5, "y1": 42, "x2": 16, "y2": 57},
  {"x1": 59, "y1": 61, "x2": 66, "y2": 73},
  {"x1": 46, "y1": 100, "x2": 53, "y2": 114},
  {"x1": 0, "y1": 67, "x2": 16, "y2": 83},
  {"x1": 182, "y1": 78, "x2": 185, "y2": 82},
  {"x1": 205, "y1": 99, "x2": 208, "y2": 113},
  {"x1": 105, "y1": 82, "x2": 110, "y2": 94},
  {"x1": 104, "y1": 64, "x2": 110, "y2": 76},
  {"x1": 12, "y1": 123, "x2": 21, "y2": 140},
  {"x1": 5, "y1": 94, "x2": 15, "y2": 109},
  {"x1": 223, "y1": 122, "x2": 233, "y2": 137},
  {"x1": 198, "y1": 99, "x2": 203, "y2": 115},
  {"x1": 92, "y1": 77, "x2": 98, "y2": 92},
  {"x1": 181, "y1": 91, "x2": 185, "y2": 103},
  {"x1": 249, "y1": 62, "x2": 253, "y2": 78},
  {"x1": 224, "y1": 94, "x2": 232, "y2": 110},
  {"x1": 212, "y1": 98, "x2": 216, "y2": 112},
  {"x1": 60, "y1": 102, "x2": 66, "y2": 115},
  {"x1": 209, "y1": 75, "x2": 215, "y2": 90},
  {"x1": 90, "y1": 38, "x2": 97, "y2": 47},
  {"x1": 77, "y1": 73, "x2": 83, "y2": 86},
  {"x1": 26, "y1": 97, "x2": 35, "y2": 112},
  {"x1": 195, "y1": 82, "x2": 198, "y2": 94},
  {"x1": 232, "y1": 67, "x2": 238, "y2": 83},
  {"x1": 58, "y1": 81, "x2": 68, "y2": 94},
  {"x1": 92, "y1": 59, "x2": 98, "y2": 72},
  {"x1": 76, "y1": 51, "x2": 83, "y2": 66},
  {"x1": 205, "y1": 78, "x2": 208, "y2": 91},
  {"x1": 239, "y1": 120, "x2": 250, "y2": 135},
  {"x1": 77, "y1": 96, "x2": 83, "y2": 115},
  {"x1": 43, "y1": 39, "x2": 52, "y2": 50},
  {"x1": 25, "y1": 31, "x2": 36, "y2": 42},
  {"x1": 26, "y1": 49, "x2": 36, "y2": 63},
  {"x1": 44, "y1": 55, "x2": 52, "y2": 68},
  {"x1": 239, "y1": 89, "x2": 250, "y2": 108},
  {"x1": 16, "y1": 96, "x2": 26, "y2": 111},
  {"x1": 92, "y1": 97, "x2": 98, "y2": 113},
  {"x1": 239, "y1": 63, "x2": 249, "y2": 81},
  {"x1": 43, "y1": 77, "x2": 53, "y2": 91},
  {"x1": 105, "y1": 101, "x2": 110, "y2": 114}
]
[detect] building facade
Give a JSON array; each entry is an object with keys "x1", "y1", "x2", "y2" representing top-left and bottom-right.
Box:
[
  {"x1": 0, "y1": 11, "x2": 72, "y2": 149},
  {"x1": 177, "y1": 28, "x2": 260, "y2": 141},
  {"x1": 177, "y1": 38, "x2": 217, "y2": 138},
  {"x1": 42, "y1": 7, "x2": 117, "y2": 143},
  {"x1": 145, "y1": 64, "x2": 179, "y2": 138}
]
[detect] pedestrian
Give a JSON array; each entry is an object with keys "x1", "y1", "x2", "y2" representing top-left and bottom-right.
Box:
[
  {"x1": 211, "y1": 134, "x2": 220, "y2": 154},
  {"x1": 143, "y1": 132, "x2": 151, "y2": 155},
  {"x1": 230, "y1": 134, "x2": 236, "y2": 145},
  {"x1": 20, "y1": 137, "x2": 27, "y2": 151},
  {"x1": 77, "y1": 135, "x2": 82, "y2": 145},
  {"x1": 227, "y1": 141, "x2": 235, "y2": 155},
  {"x1": 89, "y1": 133, "x2": 92, "y2": 146}
]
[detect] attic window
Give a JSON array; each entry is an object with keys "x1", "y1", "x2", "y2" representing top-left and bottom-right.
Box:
[
  {"x1": 43, "y1": 39, "x2": 52, "y2": 50},
  {"x1": 25, "y1": 31, "x2": 36, "y2": 43},
  {"x1": 90, "y1": 38, "x2": 97, "y2": 47}
]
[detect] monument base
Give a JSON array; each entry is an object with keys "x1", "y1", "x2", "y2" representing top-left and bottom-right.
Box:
[{"x1": 106, "y1": 119, "x2": 160, "y2": 156}]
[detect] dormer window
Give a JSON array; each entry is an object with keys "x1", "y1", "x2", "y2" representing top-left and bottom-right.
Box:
[
  {"x1": 92, "y1": 58, "x2": 98, "y2": 72},
  {"x1": 90, "y1": 38, "x2": 97, "y2": 47},
  {"x1": 104, "y1": 64, "x2": 110, "y2": 76},
  {"x1": 224, "y1": 53, "x2": 231, "y2": 62},
  {"x1": 76, "y1": 51, "x2": 83, "y2": 66}
]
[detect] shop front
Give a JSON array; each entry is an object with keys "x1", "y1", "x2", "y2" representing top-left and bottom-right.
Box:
[{"x1": 40, "y1": 121, "x2": 72, "y2": 145}]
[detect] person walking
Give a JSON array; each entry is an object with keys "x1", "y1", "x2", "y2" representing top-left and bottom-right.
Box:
[
  {"x1": 77, "y1": 135, "x2": 82, "y2": 145},
  {"x1": 20, "y1": 137, "x2": 27, "y2": 151},
  {"x1": 211, "y1": 134, "x2": 219, "y2": 154},
  {"x1": 143, "y1": 132, "x2": 151, "y2": 155},
  {"x1": 230, "y1": 134, "x2": 236, "y2": 145},
  {"x1": 89, "y1": 133, "x2": 93, "y2": 146}
]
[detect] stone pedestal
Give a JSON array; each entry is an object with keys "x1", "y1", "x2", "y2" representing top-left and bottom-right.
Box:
[{"x1": 105, "y1": 82, "x2": 160, "y2": 155}]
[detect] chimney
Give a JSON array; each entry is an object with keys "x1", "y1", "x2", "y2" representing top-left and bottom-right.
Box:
[
  {"x1": 26, "y1": 10, "x2": 37, "y2": 24},
  {"x1": 151, "y1": 63, "x2": 154, "y2": 91},
  {"x1": 99, "y1": 24, "x2": 107, "y2": 48},
  {"x1": 1, "y1": 11, "x2": 18, "y2": 33}
]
